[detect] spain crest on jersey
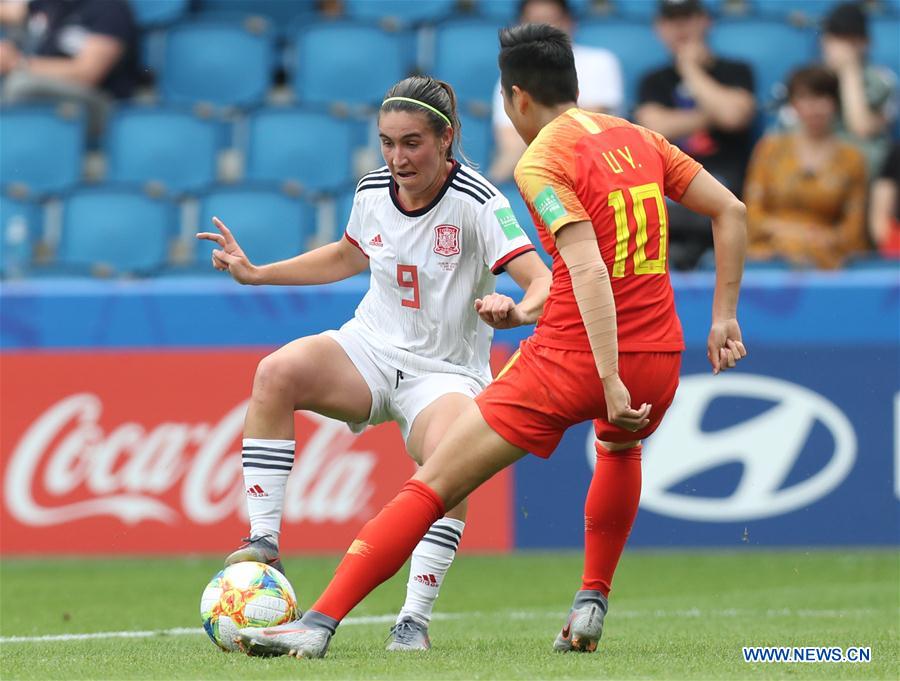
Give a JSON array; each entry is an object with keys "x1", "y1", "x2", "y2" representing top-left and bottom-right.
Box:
[{"x1": 433, "y1": 224, "x2": 461, "y2": 257}]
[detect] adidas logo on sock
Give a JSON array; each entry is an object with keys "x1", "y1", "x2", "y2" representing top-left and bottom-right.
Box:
[
  {"x1": 414, "y1": 573, "x2": 438, "y2": 587},
  {"x1": 369, "y1": 234, "x2": 383, "y2": 247},
  {"x1": 246, "y1": 484, "x2": 268, "y2": 498}
]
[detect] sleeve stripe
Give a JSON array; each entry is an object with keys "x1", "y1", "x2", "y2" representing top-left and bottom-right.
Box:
[
  {"x1": 344, "y1": 231, "x2": 369, "y2": 259},
  {"x1": 453, "y1": 172, "x2": 493, "y2": 200},
  {"x1": 458, "y1": 167, "x2": 497, "y2": 197},
  {"x1": 491, "y1": 244, "x2": 536, "y2": 274},
  {"x1": 449, "y1": 182, "x2": 487, "y2": 205}
]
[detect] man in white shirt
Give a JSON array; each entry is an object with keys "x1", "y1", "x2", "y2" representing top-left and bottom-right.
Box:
[{"x1": 488, "y1": 0, "x2": 623, "y2": 182}]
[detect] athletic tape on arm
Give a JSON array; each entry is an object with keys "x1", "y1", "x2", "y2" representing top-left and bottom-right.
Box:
[{"x1": 558, "y1": 238, "x2": 619, "y2": 378}]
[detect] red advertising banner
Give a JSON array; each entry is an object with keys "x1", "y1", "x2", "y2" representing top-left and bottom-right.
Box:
[{"x1": 0, "y1": 350, "x2": 512, "y2": 554}]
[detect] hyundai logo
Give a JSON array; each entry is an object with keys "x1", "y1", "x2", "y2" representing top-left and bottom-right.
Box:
[{"x1": 586, "y1": 374, "x2": 857, "y2": 522}]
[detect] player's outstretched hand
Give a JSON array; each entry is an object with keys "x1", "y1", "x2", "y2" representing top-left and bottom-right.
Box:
[
  {"x1": 707, "y1": 318, "x2": 747, "y2": 375},
  {"x1": 602, "y1": 373, "x2": 651, "y2": 433},
  {"x1": 196, "y1": 217, "x2": 258, "y2": 284},
  {"x1": 474, "y1": 293, "x2": 528, "y2": 329}
]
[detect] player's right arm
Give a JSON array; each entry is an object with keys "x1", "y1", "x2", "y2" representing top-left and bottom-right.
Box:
[
  {"x1": 196, "y1": 216, "x2": 369, "y2": 286},
  {"x1": 555, "y1": 220, "x2": 651, "y2": 432}
]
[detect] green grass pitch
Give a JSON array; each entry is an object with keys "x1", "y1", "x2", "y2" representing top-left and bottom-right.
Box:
[{"x1": 1, "y1": 550, "x2": 897, "y2": 679}]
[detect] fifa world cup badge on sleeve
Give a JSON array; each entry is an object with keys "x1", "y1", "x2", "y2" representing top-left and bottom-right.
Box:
[
  {"x1": 494, "y1": 207, "x2": 526, "y2": 239},
  {"x1": 434, "y1": 224, "x2": 461, "y2": 256},
  {"x1": 535, "y1": 186, "x2": 567, "y2": 229}
]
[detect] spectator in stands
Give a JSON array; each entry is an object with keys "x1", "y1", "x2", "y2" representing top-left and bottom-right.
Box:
[
  {"x1": 488, "y1": 0, "x2": 623, "y2": 181},
  {"x1": 818, "y1": 1, "x2": 897, "y2": 178},
  {"x1": 0, "y1": 0, "x2": 139, "y2": 136},
  {"x1": 635, "y1": 0, "x2": 755, "y2": 270},
  {"x1": 744, "y1": 66, "x2": 867, "y2": 270},
  {"x1": 869, "y1": 142, "x2": 900, "y2": 258}
]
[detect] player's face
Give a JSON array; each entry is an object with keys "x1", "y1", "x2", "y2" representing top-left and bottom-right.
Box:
[
  {"x1": 379, "y1": 110, "x2": 451, "y2": 199},
  {"x1": 791, "y1": 91, "x2": 837, "y2": 138}
]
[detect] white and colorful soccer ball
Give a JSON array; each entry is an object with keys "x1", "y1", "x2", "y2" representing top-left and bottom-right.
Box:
[{"x1": 200, "y1": 561, "x2": 299, "y2": 651}]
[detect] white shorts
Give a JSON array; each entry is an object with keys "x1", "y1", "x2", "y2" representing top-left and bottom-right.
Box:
[{"x1": 323, "y1": 323, "x2": 488, "y2": 444}]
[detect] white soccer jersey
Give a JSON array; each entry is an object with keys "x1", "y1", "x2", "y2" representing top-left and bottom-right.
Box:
[{"x1": 344, "y1": 161, "x2": 536, "y2": 382}]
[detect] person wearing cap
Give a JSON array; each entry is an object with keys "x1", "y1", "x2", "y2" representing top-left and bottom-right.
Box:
[
  {"x1": 635, "y1": 0, "x2": 756, "y2": 270},
  {"x1": 818, "y1": 1, "x2": 896, "y2": 178},
  {"x1": 489, "y1": 0, "x2": 624, "y2": 182}
]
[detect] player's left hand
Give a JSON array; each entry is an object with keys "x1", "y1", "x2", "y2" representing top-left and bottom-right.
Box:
[
  {"x1": 475, "y1": 294, "x2": 527, "y2": 329},
  {"x1": 707, "y1": 318, "x2": 747, "y2": 375}
]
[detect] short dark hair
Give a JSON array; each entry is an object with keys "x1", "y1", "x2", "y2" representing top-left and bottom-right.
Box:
[
  {"x1": 517, "y1": 0, "x2": 571, "y2": 20},
  {"x1": 823, "y1": 1, "x2": 868, "y2": 39},
  {"x1": 381, "y1": 76, "x2": 462, "y2": 161},
  {"x1": 498, "y1": 24, "x2": 578, "y2": 107},
  {"x1": 786, "y1": 65, "x2": 840, "y2": 103}
]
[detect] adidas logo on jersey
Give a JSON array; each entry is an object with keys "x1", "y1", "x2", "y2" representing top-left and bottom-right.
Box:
[
  {"x1": 369, "y1": 234, "x2": 383, "y2": 247},
  {"x1": 246, "y1": 484, "x2": 268, "y2": 498}
]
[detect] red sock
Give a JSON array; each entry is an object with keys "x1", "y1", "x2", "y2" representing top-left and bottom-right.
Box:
[
  {"x1": 310, "y1": 479, "x2": 445, "y2": 622},
  {"x1": 581, "y1": 443, "x2": 642, "y2": 597}
]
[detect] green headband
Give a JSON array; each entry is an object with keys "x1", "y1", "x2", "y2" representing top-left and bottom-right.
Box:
[{"x1": 381, "y1": 96, "x2": 453, "y2": 128}]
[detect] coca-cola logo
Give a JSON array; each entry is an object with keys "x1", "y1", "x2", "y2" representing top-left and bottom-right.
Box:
[{"x1": 4, "y1": 393, "x2": 381, "y2": 527}]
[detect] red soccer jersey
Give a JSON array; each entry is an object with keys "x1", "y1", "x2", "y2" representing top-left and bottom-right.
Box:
[{"x1": 515, "y1": 108, "x2": 702, "y2": 352}]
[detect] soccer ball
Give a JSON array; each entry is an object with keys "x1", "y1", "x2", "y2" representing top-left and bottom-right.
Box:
[{"x1": 200, "y1": 561, "x2": 299, "y2": 651}]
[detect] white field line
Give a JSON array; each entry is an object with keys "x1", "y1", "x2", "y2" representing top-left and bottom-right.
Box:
[{"x1": 0, "y1": 607, "x2": 884, "y2": 645}]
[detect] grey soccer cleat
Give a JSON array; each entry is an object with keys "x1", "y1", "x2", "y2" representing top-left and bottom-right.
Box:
[
  {"x1": 224, "y1": 535, "x2": 284, "y2": 576},
  {"x1": 236, "y1": 621, "x2": 331, "y2": 659},
  {"x1": 553, "y1": 598, "x2": 607, "y2": 653},
  {"x1": 386, "y1": 616, "x2": 431, "y2": 651}
]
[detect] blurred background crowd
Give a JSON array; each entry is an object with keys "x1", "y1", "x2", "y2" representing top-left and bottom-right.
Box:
[{"x1": 0, "y1": 0, "x2": 897, "y2": 278}]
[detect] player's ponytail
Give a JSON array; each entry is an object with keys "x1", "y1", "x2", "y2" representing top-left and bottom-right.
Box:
[{"x1": 381, "y1": 76, "x2": 474, "y2": 166}]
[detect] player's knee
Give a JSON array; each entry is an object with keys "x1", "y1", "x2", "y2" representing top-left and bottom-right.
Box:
[
  {"x1": 252, "y1": 351, "x2": 300, "y2": 401},
  {"x1": 598, "y1": 439, "x2": 640, "y2": 453}
]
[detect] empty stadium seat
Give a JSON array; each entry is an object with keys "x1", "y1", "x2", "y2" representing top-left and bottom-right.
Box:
[
  {"x1": 478, "y1": 0, "x2": 593, "y2": 21},
  {"x1": 751, "y1": 0, "x2": 834, "y2": 20},
  {"x1": 458, "y1": 112, "x2": 493, "y2": 173},
  {"x1": 575, "y1": 21, "x2": 669, "y2": 109},
  {"x1": 290, "y1": 23, "x2": 412, "y2": 107},
  {"x1": 128, "y1": 0, "x2": 189, "y2": 27},
  {"x1": 195, "y1": 0, "x2": 318, "y2": 25},
  {"x1": 160, "y1": 20, "x2": 275, "y2": 108},
  {"x1": 433, "y1": 20, "x2": 506, "y2": 108},
  {"x1": 708, "y1": 20, "x2": 817, "y2": 104},
  {"x1": 245, "y1": 109, "x2": 355, "y2": 192},
  {"x1": 0, "y1": 106, "x2": 85, "y2": 196},
  {"x1": 0, "y1": 196, "x2": 40, "y2": 276},
  {"x1": 195, "y1": 187, "x2": 312, "y2": 266},
  {"x1": 106, "y1": 108, "x2": 226, "y2": 194},
  {"x1": 870, "y1": 18, "x2": 900, "y2": 73},
  {"x1": 336, "y1": 187, "x2": 355, "y2": 238},
  {"x1": 58, "y1": 189, "x2": 175, "y2": 275},
  {"x1": 345, "y1": 0, "x2": 457, "y2": 26},
  {"x1": 496, "y1": 182, "x2": 551, "y2": 267}
]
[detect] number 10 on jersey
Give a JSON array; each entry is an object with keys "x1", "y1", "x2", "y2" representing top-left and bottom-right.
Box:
[{"x1": 607, "y1": 182, "x2": 667, "y2": 278}]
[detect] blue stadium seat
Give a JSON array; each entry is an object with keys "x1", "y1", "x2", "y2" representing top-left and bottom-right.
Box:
[
  {"x1": 433, "y1": 20, "x2": 506, "y2": 108},
  {"x1": 290, "y1": 23, "x2": 412, "y2": 107},
  {"x1": 458, "y1": 112, "x2": 493, "y2": 174},
  {"x1": 478, "y1": 0, "x2": 592, "y2": 21},
  {"x1": 0, "y1": 106, "x2": 85, "y2": 196},
  {"x1": 497, "y1": 181, "x2": 551, "y2": 267},
  {"x1": 128, "y1": 0, "x2": 189, "y2": 27},
  {"x1": 246, "y1": 109, "x2": 354, "y2": 192},
  {"x1": 195, "y1": 187, "x2": 312, "y2": 266},
  {"x1": 59, "y1": 189, "x2": 175, "y2": 275},
  {"x1": 195, "y1": 0, "x2": 318, "y2": 25},
  {"x1": 106, "y1": 108, "x2": 226, "y2": 194},
  {"x1": 0, "y1": 196, "x2": 40, "y2": 276},
  {"x1": 870, "y1": 18, "x2": 900, "y2": 73},
  {"x1": 575, "y1": 21, "x2": 669, "y2": 109},
  {"x1": 336, "y1": 187, "x2": 355, "y2": 239},
  {"x1": 751, "y1": 1, "x2": 834, "y2": 20},
  {"x1": 160, "y1": 20, "x2": 275, "y2": 107},
  {"x1": 345, "y1": 0, "x2": 457, "y2": 26},
  {"x1": 708, "y1": 20, "x2": 817, "y2": 104}
]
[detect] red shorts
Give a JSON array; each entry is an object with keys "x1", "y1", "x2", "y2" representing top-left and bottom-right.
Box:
[{"x1": 476, "y1": 341, "x2": 681, "y2": 458}]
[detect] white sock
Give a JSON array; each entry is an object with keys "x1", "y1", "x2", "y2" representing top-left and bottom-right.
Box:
[
  {"x1": 241, "y1": 438, "x2": 295, "y2": 544},
  {"x1": 398, "y1": 517, "x2": 465, "y2": 626}
]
